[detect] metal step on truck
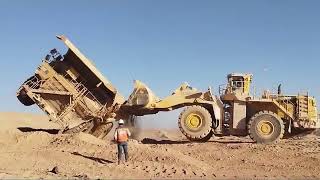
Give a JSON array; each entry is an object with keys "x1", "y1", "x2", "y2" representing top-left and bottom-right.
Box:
[{"x1": 17, "y1": 36, "x2": 320, "y2": 143}]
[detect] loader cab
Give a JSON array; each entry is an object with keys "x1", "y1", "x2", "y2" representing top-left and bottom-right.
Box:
[
  {"x1": 226, "y1": 73, "x2": 252, "y2": 96},
  {"x1": 220, "y1": 73, "x2": 253, "y2": 136}
]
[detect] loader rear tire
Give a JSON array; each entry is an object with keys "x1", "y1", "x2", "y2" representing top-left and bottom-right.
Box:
[
  {"x1": 248, "y1": 111, "x2": 284, "y2": 144},
  {"x1": 178, "y1": 106, "x2": 213, "y2": 142}
]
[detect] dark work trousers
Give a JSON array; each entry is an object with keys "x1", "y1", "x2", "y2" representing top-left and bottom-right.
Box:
[{"x1": 117, "y1": 141, "x2": 128, "y2": 162}]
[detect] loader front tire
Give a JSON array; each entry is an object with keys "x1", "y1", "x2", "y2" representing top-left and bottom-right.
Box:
[
  {"x1": 248, "y1": 111, "x2": 284, "y2": 144},
  {"x1": 178, "y1": 106, "x2": 213, "y2": 142}
]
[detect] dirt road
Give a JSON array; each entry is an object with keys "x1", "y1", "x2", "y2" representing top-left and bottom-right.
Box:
[{"x1": 0, "y1": 112, "x2": 319, "y2": 179}]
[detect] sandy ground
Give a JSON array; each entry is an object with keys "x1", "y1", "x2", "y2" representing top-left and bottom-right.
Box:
[{"x1": 0, "y1": 112, "x2": 320, "y2": 179}]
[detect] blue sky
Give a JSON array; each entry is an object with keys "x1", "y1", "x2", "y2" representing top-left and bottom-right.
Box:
[{"x1": 0, "y1": 0, "x2": 319, "y2": 128}]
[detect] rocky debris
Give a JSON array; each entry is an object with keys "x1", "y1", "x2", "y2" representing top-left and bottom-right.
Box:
[
  {"x1": 49, "y1": 166, "x2": 59, "y2": 174},
  {"x1": 74, "y1": 174, "x2": 89, "y2": 180},
  {"x1": 226, "y1": 144, "x2": 243, "y2": 149}
]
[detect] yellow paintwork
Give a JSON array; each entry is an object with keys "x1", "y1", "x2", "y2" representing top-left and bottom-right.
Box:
[
  {"x1": 277, "y1": 111, "x2": 285, "y2": 119},
  {"x1": 186, "y1": 113, "x2": 202, "y2": 129},
  {"x1": 126, "y1": 80, "x2": 224, "y2": 123},
  {"x1": 308, "y1": 97, "x2": 318, "y2": 121},
  {"x1": 130, "y1": 82, "x2": 213, "y2": 109},
  {"x1": 127, "y1": 80, "x2": 160, "y2": 107},
  {"x1": 257, "y1": 120, "x2": 274, "y2": 136},
  {"x1": 243, "y1": 75, "x2": 252, "y2": 95},
  {"x1": 226, "y1": 73, "x2": 252, "y2": 95}
]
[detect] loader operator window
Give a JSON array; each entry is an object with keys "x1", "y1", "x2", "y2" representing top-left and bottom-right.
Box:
[
  {"x1": 230, "y1": 78, "x2": 244, "y2": 93},
  {"x1": 233, "y1": 81, "x2": 242, "y2": 88}
]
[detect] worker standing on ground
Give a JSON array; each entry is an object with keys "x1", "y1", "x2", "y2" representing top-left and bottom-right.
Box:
[{"x1": 114, "y1": 119, "x2": 131, "y2": 165}]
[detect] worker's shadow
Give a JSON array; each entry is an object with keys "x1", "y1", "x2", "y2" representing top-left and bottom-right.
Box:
[
  {"x1": 17, "y1": 127, "x2": 59, "y2": 134},
  {"x1": 71, "y1": 152, "x2": 114, "y2": 164}
]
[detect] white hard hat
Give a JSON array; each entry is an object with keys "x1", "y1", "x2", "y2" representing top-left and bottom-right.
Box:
[{"x1": 118, "y1": 119, "x2": 124, "y2": 125}]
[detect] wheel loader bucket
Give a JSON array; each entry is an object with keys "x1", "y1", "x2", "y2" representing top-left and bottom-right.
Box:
[{"x1": 127, "y1": 80, "x2": 160, "y2": 108}]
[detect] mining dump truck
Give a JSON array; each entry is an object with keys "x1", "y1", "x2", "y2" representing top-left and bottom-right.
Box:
[
  {"x1": 125, "y1": 74, "x2": 320, "y2": 143},
  {"x1": 17, "y1": 36, "x2": 128, "y2": 138}
]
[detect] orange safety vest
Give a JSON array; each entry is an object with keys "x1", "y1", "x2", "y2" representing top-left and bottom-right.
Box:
[{"x1": 116, "y1": 128, "x2": 129, "y2": 142}]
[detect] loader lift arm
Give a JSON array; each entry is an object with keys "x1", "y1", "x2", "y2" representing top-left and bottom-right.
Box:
[{"x1": 122, "y1": 80, "x2": 224, "y2": 141}]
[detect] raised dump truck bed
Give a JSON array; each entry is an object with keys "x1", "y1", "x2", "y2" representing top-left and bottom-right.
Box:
[{"x1": 17, "y1": 36, "x2": 125, "y2": 138}]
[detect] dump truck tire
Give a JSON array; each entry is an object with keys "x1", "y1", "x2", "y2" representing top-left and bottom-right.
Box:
[
  {"x1": 178, "y1": 105, "x2": 213, "y2": 142},
  {"x1": 63, "y1": 120, "x2": 95, "y2": 134},
  {"x1": 91, "y1": 122, "x2": 114, "y2": 139},
  {"x1": 248, "y1": 111, "x2": 284, "y2": 144},
  {"x1": 17, "y1": 76, "x2": 39, "y2": 106},
  {"x1": 17, "y1": 89, "x2": 35, "y2": 106}
]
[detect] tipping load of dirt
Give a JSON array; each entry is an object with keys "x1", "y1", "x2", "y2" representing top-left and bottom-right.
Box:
[{"x1": 0, "y1": 112, "x2": 320, "y2": 179}]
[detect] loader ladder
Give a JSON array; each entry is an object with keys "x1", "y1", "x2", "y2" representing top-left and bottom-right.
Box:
[
  {"x1": 271, "y1": 97, "x2": 295, "y2": 120},
  {"x1": 297, "y1": 95, "x2": 309, "y2": 120}
]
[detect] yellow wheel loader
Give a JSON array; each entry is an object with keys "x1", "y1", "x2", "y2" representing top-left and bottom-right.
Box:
[{"x1": 124, "y1": 74, "x2": 319, "y2": 144}]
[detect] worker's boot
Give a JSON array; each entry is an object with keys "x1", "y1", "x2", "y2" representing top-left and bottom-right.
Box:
[{"x1": 118, "y1": 160, "x2": 121, "y2": 165}]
